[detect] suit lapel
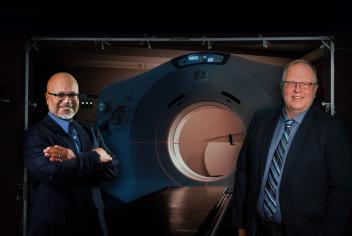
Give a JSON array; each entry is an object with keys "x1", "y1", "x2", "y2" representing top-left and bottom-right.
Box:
[
  {"x1": 73, "y1": 121, "x2": 90, "y2": 152},
  {"x1": 43, "y1": 115, "x2": 81, "y2": 154},
  {"x1": 280, "y1": 107, "x2": 317, "y2": 185},
  {"x1": 258, "y1": 107, "x2": 281, "y2": 182}
]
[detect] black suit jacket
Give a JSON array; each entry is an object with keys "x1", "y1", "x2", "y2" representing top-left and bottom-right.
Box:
[
  {"x1": 232, "y1": 105, "x2": 352, "y2": 236},
  {"x1": 23, "y1": 115, "x2": 118, "y2": 225}
]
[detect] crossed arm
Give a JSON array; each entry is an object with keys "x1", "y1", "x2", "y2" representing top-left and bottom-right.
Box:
[
  {"x1": 23, "y1": 127, "x2": 118, "y2": 185},
  {"x1": 43, "y1": 145, "x2": 112, "y2": 163}
]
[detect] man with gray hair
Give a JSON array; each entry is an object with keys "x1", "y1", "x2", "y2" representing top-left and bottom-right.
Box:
[{"x1": 232, "y1": 60, "x2": 352, "y2": 236}]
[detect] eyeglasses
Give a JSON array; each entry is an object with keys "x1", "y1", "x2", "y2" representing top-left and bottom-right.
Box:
[
  {"x1": 47, "y1": 92, "x2": 80, "y2": 99},
  {"x1": 280, "y1": 80, "x2": 317, "y2": 90}
]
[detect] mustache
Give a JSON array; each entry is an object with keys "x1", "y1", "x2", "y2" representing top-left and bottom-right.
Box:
[{"x1": 58, "y1": 104, "x2": 75, "y2": 109}]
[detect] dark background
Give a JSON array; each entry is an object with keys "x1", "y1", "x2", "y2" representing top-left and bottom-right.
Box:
[{"x1": 1, "y1": 4, "x2": 351, "y2": 235}]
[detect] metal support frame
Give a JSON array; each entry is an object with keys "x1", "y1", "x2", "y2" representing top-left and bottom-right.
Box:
[
  {"x1": 22, "y1": 35, "x2": 335, "y2": 235},
  {"x1": 22, "y1": 41, "x2": 32, "y2": 236},
  {"x1": 330, "y1": 40, "x2": 335, "y2": 115}
]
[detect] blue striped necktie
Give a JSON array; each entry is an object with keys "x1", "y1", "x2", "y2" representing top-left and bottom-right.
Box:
[
  {"x1": 69, "y1": 122, "x2": 81, "y2": 152},
  {"x1": 263, "y1": 119, "x2": 295, "y2": 219}
]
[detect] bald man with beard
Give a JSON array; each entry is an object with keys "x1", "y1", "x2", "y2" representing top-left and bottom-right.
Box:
[{"x1": 23, "y1": 72, "x2": 118, "y2": 236}]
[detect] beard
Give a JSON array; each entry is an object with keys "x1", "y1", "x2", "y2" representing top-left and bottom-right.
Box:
[
  {"x1": 59, "y1": 112, "x2": 76, "y2": 120},
  {"x1": 57, "y1": 104, "x2": 78, "y2": 120}
]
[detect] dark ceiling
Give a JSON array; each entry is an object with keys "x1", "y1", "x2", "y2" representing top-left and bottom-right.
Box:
[
  {"x1": 1, "y1": 3, "x2": 351, "y2": 60},
  {"x1": 1, "y1": 2, "x2": 351, "y2": 36}
]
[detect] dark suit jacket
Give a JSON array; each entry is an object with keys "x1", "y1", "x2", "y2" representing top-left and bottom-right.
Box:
[
  {"x1": 23, "y1": 115, "x2": 118, "y2": 225},
  {"x1": 232, "y1": 105, "x2": 352, "y2": 236}
]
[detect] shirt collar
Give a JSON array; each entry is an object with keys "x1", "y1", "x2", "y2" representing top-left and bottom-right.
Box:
[
  {"x1": 281, "y1": 107, "x2": 307, "y2": 125},
  {"x1": 48, "y1": 112, "x2": 71, "y2": 133}
]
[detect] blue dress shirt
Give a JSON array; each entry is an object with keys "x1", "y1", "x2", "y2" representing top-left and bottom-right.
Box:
[{"x1": 257, "y1": 108, "x2": 306, "y2": 222}]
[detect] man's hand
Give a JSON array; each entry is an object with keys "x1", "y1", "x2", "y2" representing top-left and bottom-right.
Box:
[
  {"x1": 43, "y1": 145, "x2": 76, "y2": 162},
  {"x1": 93, "y1": 148, "x2": 112, "y2": 163}
]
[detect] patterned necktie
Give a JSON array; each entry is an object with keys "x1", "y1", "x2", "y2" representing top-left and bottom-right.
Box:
[
  {"x1": 263, "y1": 119, "x2": 295, "y2": 219},
  {"x1": 69, "y1": 121, "x2": 81, "y2": 152}
]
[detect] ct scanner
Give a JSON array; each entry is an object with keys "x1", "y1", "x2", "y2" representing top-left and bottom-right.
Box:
[{"x1": 95, "y1": 52, "x2": 283, "y2": 205}]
